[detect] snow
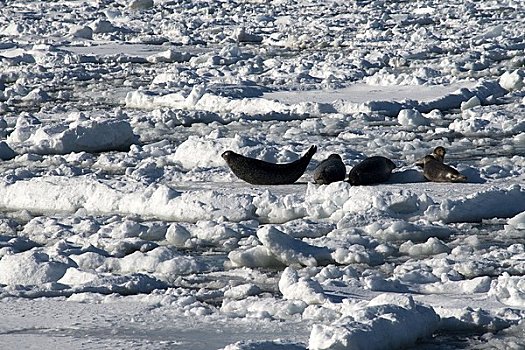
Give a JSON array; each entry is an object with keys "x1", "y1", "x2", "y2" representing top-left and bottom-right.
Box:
[
  {"x1": 507, "y1": 211, "x2": 525, "y2": 231},
  {"x1": 397, "y1": 109, "x2": 430, "y2": 127},
  {"x1": 425, "y1": 185, "x2": 525, "y2": 223},
  {"x1": 489, "y1": 273, "x2": 525, "y2": 308},
  {"x1": 0, "y1": 0, "x2": 525, "y2": 349},
  {"x1": 7, "y1": 113, "x2": 138, "y2": 154},
  {"x1": 279, "y1": 267, "x2": 327, "y2": 305},
  {"x1": 499, "y1": 70, "x2": 525, "y2": 92},
  {"x1": 309, "y1": 295, "x2": 440, "y2": 350}
]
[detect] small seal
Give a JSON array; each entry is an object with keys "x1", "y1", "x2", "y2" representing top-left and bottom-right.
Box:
[
  {"x1": 423, "y1": 155, "x2": 467, "y2": 182},
  {"x1": 313, "y1": 154, "x2": 346, "y2": 184},
  {"x1": 415, "y1": 146, "x2": 446, "y2": 168},
  {"x1": 347, "y1": 156, "x2": 396, "y2": 185},
  {"x1": 222, "y1": 145, "x2": 317, "y2": 185}
]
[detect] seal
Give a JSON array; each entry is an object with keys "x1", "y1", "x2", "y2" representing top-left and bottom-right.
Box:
[
  {"x1": 313, "y1": 153, "x2": 346, "y2": 185},
  {"x1": 423, "y1": 155, "x2": 467, "y2": 182},
  {"x1": 222, "y1": 145, "x2": 317, "y2": 185},
  {"x1": 347, "y1": 156, "x2": 396, "y2": 185},
  {"x1": 415, "y1": 146, "x2": 446, "y2": 168}
]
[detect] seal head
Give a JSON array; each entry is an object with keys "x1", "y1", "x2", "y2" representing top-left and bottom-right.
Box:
[
  {"x1": 416, "y1": 146, "x2": 446, "y2": 168},
  {"x1": 432, "y1": 146, "x2": 446, "y2": 163},
  {"x1": 313, "y1": 153, "x2": 346, "y2": 185}
]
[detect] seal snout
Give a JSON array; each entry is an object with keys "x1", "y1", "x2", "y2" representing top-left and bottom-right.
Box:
[{"x1": 221, "y1": 150, "x2": 232, "y2": 160}]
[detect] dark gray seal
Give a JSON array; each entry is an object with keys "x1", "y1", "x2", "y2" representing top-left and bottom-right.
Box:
[
  {"x1": 313, "y1": 154, "x2": 346, "y2": 185},
  {"x1": 423, "y1": 155, "x2": 467, "y2": 182},
  {"x1": 415, "y1": 146, "x2": 446, "y2": 168},
  {"x1": 222, "y1": 145, "x2": 317, "y2": 185},
  {"x1": 347, "y1": 156, "x2": 396, "y2": 185}
]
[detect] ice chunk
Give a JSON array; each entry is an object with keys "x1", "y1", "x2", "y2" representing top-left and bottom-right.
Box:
[
  {"x1": 257, "y1": 225, "x2": 333, "y2": 267},
  {"x1": 398, "y1": 108, "x2": 430, "y2": 127},
  {"x1": 489, "y1": 272, "x2": 525, "y2": 307},
  {"x1": 0, "y1": 250, "x2": 73, "y2": 285},
  {"x1": 279, "y1": 267, "x2": 326, "y2": 305},
  {"x1": 309, "y1": 295, "x2": 439, "y2": 350},
  {"x1": 425, "y1": 185, "x2": 525, "y2": 223}
]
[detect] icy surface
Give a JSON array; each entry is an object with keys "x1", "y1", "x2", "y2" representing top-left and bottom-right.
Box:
[{"x1": 0, "y1": 0, "x2": 525, "y2": 349}]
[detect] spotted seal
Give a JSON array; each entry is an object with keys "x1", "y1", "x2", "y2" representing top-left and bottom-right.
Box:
[
  {"x1": 415, "y1": 146, "x2": 446, "y2": 168},
  {"x1": 313, "y1": 154, "x2": 346, "y2": 185},
  {"x1": 347, "y1": 156, "x2": 396, "y2": 185},
  {"x1": 423, "y1": 155, "x2": 467, "y2": 182},
  {"x1": 222, "y1": 145, "x2": 317, "y2": 185}
]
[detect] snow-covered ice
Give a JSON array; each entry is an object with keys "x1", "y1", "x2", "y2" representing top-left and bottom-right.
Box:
[{"x1": 0, "y1": 0, "x2": 524, "y2": 349}]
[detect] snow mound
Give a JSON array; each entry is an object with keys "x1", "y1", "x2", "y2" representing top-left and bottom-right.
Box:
[
  {"x1": 279, "y1": 267, "x2": 326, "y2": 305},
  {"x1": 125, "y1": 85, "x2": 318, "y2": 117},
  {"x1": 0, "y1": 249, "x2": 73, "y2": 285},
  {"x1": 449, "y1": 108, "x2": 524, "y2": 136},
  {"x1": 499, "y1": 69, "x2": 525, "y2": 91},
  {"x1": 7, "y1": 114, "x2": 138, "y2": 155},
  {"x1": 425, "y1": 185, "x2": 525, "y2": 223},
  {"x1": 397, "y1": 109, "x2": 430, "y2": 127},
  {"x1": 437, "y1": 306, "x2": 511, "y2": 333},
  {"x1": 147, "y1": 49, "x2": 192, "y2": 63},
  {"x1": 489, "y1": 272, "x2": 525, "y2": 307},
  {"x1": 227, "y1": 225, "x2": 334, "y2": 268},
  {"x1": 107, "y1": 246, "x2": 202, "y2": 280},
  {"x1": 172, "y1": 135, "x2": 238, "y2": 170},
  {"x1": 257, "y1": 225, "x2": 333, "y2": 267},
  {"x1": 506, "y1": 211, "x2": 525, "y2": 230},
  {"x1": 306, "y1": 182, "x2": 420, "y2": 220},
  {"x1": 254, "y1": 191, "x2": 307, "y2": 224},
  {"x1": 58, "y1": 269, "x2": 166, "y2": 295},
  {"x1": 333, "y1": 80, "x2": 507, "y2": 116},
  {"x1": 0, "y1": 176, "x2": 256, "y2": 222},
  {"x1": 223, "y1": 284, "x2": 262, "y2": 300},
  {"x1": 227, "y1": 245, "x2": 284, "y2": 269},
  {"x1": 309, "y1": 295, "x2": 439, "y2": 350},
  {"x1": 399, "y1": 237, "x2": 451, "y2": 257}
]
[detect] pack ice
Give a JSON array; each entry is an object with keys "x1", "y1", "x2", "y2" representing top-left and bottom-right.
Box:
[{"x1": 0, "y1": 0, "x2": 524, "y2": 349}]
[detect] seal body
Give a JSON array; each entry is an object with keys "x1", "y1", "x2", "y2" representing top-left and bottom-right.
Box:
[
  {"x1": 347, "y1": 156, "x2": 396, "y2": 185},
  {"x1": 313, "y1": 154, "x2": 346, "y2": 185},
  {"x1": 423, "y1": 155, "x2": 467, "y2": 182},
  {"x1": 222, "y1": 145, "x2": 317, "y2": 185},
  {"x1": 416, "y1": 146, "x2": 446, "y2": 168}
]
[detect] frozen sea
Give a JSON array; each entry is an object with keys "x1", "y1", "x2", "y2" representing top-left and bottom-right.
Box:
[{"x1": 0, "y1": 0, "x2": 524, "y2": 349}]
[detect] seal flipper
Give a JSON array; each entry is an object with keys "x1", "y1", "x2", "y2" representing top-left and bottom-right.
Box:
[
  {"x1": 299, "y1": 145, "x2": 317, "y2": 166},
  {"x1": 305, "y1": 145, "x2": 317, "y2": 159}
]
